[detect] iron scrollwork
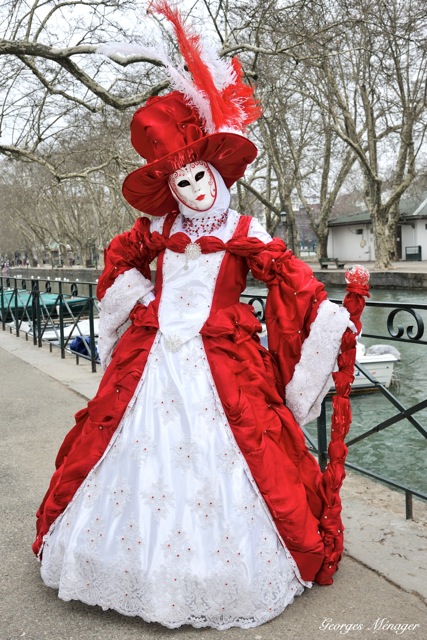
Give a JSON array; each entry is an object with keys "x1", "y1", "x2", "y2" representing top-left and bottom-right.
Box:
[
  {"x1": 387, "y1": 308, "x2": 425, "y2": 341},
  {"x1": 247, "y1": 296, "x2": 266, "y2": 323}
]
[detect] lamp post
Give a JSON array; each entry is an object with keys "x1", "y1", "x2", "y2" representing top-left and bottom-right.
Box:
[
  {"x1": 279, "y1": 211, "x2": 295, "y2": 253},
  {"x1": 87, "y1": 238, "x2": 96, "y2": 267}
]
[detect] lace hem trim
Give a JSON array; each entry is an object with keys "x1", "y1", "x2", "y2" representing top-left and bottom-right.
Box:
[{"x1": 54, "y1": 584, "x2": 303, "y2": 630}]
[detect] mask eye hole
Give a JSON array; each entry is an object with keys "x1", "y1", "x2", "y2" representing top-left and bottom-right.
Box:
[
  {"x1": 195, "y1": 171, "x2": 205, "y2": 182},
  {"x1": 177, "y1": 179, "x2": 190, "y2": 188}
]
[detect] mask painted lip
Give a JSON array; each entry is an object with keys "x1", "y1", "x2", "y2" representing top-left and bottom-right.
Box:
[{"x1": 196, "y1": 194, "x2": 205, "y2": 201}]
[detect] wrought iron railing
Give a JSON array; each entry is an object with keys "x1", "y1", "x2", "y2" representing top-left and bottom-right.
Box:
[
  {"x1": 241, "y1": 293, "x2": 427, "y2": 518},
  {"x1": 0, "y1": 275, "x2": 100, "y2": 372},
  {"x1": 1, "y1": 278, "x2": 425, "y2": 517}
]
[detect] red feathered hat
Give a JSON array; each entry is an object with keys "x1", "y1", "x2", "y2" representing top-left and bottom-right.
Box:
[
  {"x1": 122, "y1": 92, "x2": 257, "y2": 216},
  {"x1": 121, "y1": 1, "x2": 261, "y2": 217}
]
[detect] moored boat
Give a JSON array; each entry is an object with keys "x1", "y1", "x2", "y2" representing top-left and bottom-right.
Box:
[
  {"x1": 352, "y1": 342, "x2": 400, "y2": 390},
  {"x1": 0, "y1": 288, "x2": 90, "y2": 322}
]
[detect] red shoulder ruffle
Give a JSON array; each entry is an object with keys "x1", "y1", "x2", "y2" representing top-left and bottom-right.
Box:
[{"x1": 96, "y1": 217, "x2": 152, "y2": 300}]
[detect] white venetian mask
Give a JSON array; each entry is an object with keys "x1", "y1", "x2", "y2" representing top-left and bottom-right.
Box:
[{"x1": 168, "y1": 161, "x2": 217, "y2": 212}]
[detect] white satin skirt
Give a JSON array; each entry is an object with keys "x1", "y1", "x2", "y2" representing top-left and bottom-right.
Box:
[{"x1": 40, "y1": 334, "x2": 306, "y2": 629}]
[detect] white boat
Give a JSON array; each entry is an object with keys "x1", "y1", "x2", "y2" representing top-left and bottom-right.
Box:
[
  {"x1": 8, "y1": 317, "x2": 100, "y2": 362},
  {"x1": 8, "y1": 318, "x2": 99, "y2": 341},
  {"x1": 259, "y1": 329, "x2": 399, "y2": 392},
  {"x1": 352, "y1": 342, "x2": 400, "y2": 390}
]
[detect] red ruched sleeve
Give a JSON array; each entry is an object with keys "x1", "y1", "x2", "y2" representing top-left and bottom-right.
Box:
[
  {"x1": 96, "y1": 216, "x2": 154, "y2": 301},
  {"x1": 247, "y1": 240, "x2": 327, "y2": 386}
]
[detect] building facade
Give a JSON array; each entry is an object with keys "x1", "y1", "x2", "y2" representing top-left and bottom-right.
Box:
[{"x1": 327, "y1": 194, "x2": 427, "y2": 262}]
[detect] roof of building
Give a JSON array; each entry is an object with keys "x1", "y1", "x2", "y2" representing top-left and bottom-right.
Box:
[
  {"x1": 328, "y1": 192, "x2": 427, "y2": 227},
  {"x1": 404, "y1": 193, "x2": 427, "y2": 219},
  {"x1": 328, "y1": 211, "x2": 371, "y2": 227}
]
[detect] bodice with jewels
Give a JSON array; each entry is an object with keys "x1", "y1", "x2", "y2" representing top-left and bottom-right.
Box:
[{"x1": 155, "y1": 209, "x2": 243, "y2": 352}]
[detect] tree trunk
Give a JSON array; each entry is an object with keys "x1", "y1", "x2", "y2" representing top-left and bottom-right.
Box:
[
  {"x1": 317, "y1": 232, "x2": 329, "y2": 259},
  {"x1": 387, "y1": 204, "x2": 400, "y2": 261},
  {"x1": 371, "y1": 211, "x2": 394, "y2": 269}
]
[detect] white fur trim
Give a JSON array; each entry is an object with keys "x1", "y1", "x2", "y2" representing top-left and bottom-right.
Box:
[
  {"x1": 285, "y1": 300, "x2": 351, "y2": 426},
  {"x1": 98, "y1": 268, "x2": 154, "y2": 370}
]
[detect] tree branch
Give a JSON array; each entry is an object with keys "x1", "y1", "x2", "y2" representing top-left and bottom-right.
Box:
[
  {"x1": 0, "y1": 144, "x2": 121, "y2": 181},
  {"x1": 238, "y1": 179, "x2": 281, "y2": 215}
]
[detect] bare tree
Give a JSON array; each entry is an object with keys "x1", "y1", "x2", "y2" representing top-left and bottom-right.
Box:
[
  {"x1": 289, "y1": 109, "x2": 358, "y2": 258},
  {"x1": 293, "y1": 0, "x2": 427, "y2": 267},
  {"x1": 0, "y1": 0, "x2": 168, "y2": 172},
  {"x1": 221, "y1": 1, "x2": 354, "y2": 256},
  {"x1": 1, "y1": 0, "x2": 426, "y2": 270},
  {"x1": 0, "y1": 107, "x2": 140, "y2": 266}
]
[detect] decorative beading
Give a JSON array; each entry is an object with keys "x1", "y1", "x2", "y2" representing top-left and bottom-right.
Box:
[
  {"x1": 164, "y1": 333, "x2": 185, "y2": 352},
  {"x1": 40, "y1": 333, "x2": 305, "y2": 629},
  {"x1": 182, "y1": 209, "x2": 228, "y2": 236}
]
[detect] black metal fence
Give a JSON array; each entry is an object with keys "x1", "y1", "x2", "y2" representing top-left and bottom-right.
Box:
[
  {"x1": 241, "y1": 292, "x2": 427, "y2": 519},
  {"x1": 1, "y1": 277, "x2": 426, "y2": 518},
  {"x1": 0, "y1": 275, "x2": 100, "y2": 372}
]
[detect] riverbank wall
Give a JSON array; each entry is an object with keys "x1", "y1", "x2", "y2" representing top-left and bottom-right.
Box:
[
  {"x1": 312, "y1": 267, "x2": 427, "y2": 290},
  {"x1": 6, "y1": 259, "x2": 427, "y2": 289},
  {"x1": 6, "y1": 266, "x2": 103, "y2": 283}
]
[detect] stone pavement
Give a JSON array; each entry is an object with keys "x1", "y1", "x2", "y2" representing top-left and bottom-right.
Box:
[{"x1": 0, "y1": 330, "x2": 426, "y2": 640}]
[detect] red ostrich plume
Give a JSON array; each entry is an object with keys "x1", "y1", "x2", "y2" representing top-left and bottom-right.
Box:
[{"x1": 149, "y1": 0, "x2": 261, "y2": 133}]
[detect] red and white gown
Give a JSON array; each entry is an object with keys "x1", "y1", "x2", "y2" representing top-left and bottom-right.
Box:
[{"x1": 35, "y1": 209, "x2": 351, "y2": 629}]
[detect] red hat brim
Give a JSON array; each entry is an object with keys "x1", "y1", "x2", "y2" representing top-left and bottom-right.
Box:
[{"x1": 122, "y1": 131, "x2": 257, "y2": 216}]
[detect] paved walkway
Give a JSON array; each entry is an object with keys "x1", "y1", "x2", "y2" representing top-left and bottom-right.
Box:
[{"x1": 0, "y1": 330, "x2": 426, "y2": 640}]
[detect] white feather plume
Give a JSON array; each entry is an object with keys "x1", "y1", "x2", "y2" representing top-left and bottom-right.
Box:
[
  {"x1": 96, "y1": 40, "x2": 215, "y2": 133},
  {"x1": 163, "y1": 64, "x2": 215, "y2": 133},
  {"x1": 199, "y1": 41, "x2": 236, "y2": 90}
]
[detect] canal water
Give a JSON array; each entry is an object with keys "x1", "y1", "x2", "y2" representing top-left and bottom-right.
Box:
[{"x1": 245, "y1": 285, "x2": 427, "y2": 496}]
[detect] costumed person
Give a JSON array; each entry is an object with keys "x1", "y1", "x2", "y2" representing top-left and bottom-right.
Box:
[{"x1": 33, "y1": 2, "x2": 370, "y2": 630}]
